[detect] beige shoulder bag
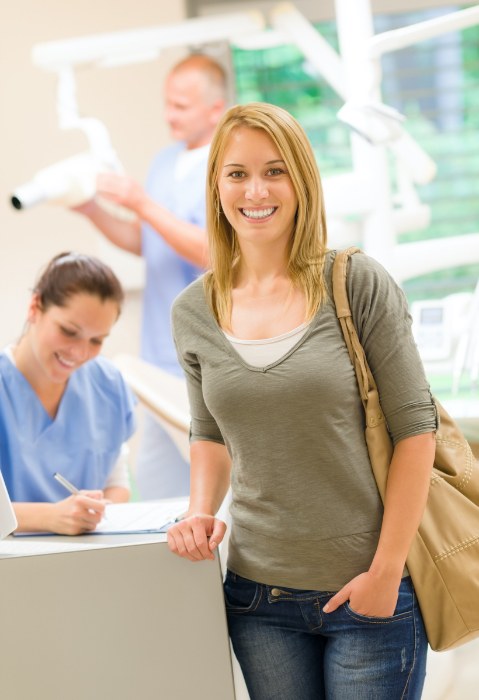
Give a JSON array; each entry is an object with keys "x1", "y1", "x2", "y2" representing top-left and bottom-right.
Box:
[{"x1": 332, "y1": 247, "x2": 479, "y2": 651}]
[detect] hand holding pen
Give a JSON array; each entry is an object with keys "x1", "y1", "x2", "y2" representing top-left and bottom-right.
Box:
[{"x1": 52, "y1": 472, "x2": 108, "y2": 535}]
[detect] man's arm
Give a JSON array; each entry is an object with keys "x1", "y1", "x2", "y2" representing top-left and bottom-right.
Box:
[
  {"x1": 73, "y1": 198, "x2": 142, "y2": 255},
  {"x1": 77, "y1": 173, "x2": 209, "y2": 268},
  {"x1": 137, "y1": 195, "x2": 209, "y2": 268}
]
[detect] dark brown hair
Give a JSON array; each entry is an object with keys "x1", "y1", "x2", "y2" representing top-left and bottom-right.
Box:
[{"x1": 34, "y1": 252, "x2": 124, "y2": 313}]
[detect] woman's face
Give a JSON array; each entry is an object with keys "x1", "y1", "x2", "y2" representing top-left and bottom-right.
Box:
[
  {"x1": 27, "y1": 292, "x2": 119, "y2": 384},
  {"x1": 217, "y1": 126, "x2": 298, "y2": 252}
]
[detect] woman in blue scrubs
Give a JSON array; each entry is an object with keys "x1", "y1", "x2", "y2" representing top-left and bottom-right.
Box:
[{"x1": 0, "y1": 252, "x2": 136, "y2": 534}]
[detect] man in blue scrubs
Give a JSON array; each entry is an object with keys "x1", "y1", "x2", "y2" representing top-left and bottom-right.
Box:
[{"x1": 74, "y1": 54, "x2": 227, "y2": 499}]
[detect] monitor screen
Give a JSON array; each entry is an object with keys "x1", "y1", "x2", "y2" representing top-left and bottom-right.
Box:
[{"x1": 0, "y1": 470, "x2": 17, "y2": 539}]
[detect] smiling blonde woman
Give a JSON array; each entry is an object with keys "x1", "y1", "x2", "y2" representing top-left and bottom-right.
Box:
[{"x1": 168, "y1": 103, "x2": 437, "y2": 700}]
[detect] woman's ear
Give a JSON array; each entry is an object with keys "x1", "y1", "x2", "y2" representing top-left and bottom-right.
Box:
[{"x1": 27, "y1": 294, "x2": 42, "y2": 324}]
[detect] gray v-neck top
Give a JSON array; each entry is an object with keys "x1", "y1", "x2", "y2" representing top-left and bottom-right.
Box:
[{"x1": 172, "y1": 251, "x2": 438, "y2": 590}]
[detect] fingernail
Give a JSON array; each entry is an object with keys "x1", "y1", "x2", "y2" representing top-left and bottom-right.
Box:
[
  {"x1": 210, "y1": 540, "x2": 217, "y2": 550},
  {"x1": 323, "y1": 604, "x2": 330, "y2": 613}
]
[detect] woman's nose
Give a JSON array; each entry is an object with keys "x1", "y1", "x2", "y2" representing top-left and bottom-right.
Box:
[
  {"x1": 245, "y1": 177, "x2": 269, "y2": 201},
  {"x1": 70, "y1": 340, "x2": 90, "y2": 363}
]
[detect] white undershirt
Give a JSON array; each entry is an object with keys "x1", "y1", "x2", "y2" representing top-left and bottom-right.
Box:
[
  {"x1": 223, "y1": 321, "x2": 310, "y2": 367},
  {"x1": 3, "y1": 346, "x2": 130, "y2": 491},
  {"x1": 174, "y1": 144, "x2": 210, "y2": 182}
]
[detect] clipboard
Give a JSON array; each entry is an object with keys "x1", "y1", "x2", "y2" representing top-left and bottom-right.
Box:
[
  {"x1": 13, "y1": 497, "x2": 189, "y2": 537},
  {"x1": 93, "y1": 497, "x2": 189, "y2": 535}
]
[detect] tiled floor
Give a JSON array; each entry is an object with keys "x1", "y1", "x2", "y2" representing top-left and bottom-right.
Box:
[{"x1": 443, "y1": 639, "x2": 479, "y2": 699}]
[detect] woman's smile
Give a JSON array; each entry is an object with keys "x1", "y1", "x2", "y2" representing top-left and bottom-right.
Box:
[
  {"x1": 218, "y1": 126, "x2": 298, "y2": 247},
  {"x1": 26, "y1": 292, "x2": 119, "y2": 385},
  {"x1": 53, "y1": 352, "x2": 76, "y2": 370},
  {"x1": 240, "y1": 206, "x2": 277, "y2": 221}
]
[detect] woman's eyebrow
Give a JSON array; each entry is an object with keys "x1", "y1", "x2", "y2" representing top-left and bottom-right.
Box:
[
  {"x1": 223, "y1": 159, "x2": 286, "y2": 168},
  {"x1": 59, "y1": 320, "x2": 82, "y2": 330}
]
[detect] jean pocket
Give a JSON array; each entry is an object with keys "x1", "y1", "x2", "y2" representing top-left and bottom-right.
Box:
[
  {"x1": 344, "y1": 576, "x2": 414, "y2": 624},
  {"x1": 223, "y1": 570, "x2": 262, "y2": 614}
]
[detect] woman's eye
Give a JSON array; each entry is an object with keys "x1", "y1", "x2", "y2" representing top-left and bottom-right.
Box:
[
  {"x1": 90, "y1": 339, "x2": 103, "y2": 347},
  {"x1": 267, "y1": 168, "x2": 284, "y2": 176},
  {"x1": 228, "y1": 171, "x2": 245, "y2": 179},
  {"x1": 60, "y1": 327, "x2": 76, "y2": 338}
]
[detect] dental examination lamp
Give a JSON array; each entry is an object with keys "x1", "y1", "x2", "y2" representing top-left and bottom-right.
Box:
[
  {"x1": 11, "y1": 151, "x2": 113, "y2": 210},
  {"x1": 10, "y1": 11, "x2": 266, "y2": 214},
  {"x1": 337, "y1": 101, "x2": 437, "y2": 185},
  {"x1": 9, "y1": 64, "x2": 130, "y2": 214}
]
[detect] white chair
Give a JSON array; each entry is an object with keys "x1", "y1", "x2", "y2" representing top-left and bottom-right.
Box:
[{"x1": 113, "y1": 353, "x2": 190, "y2": 461}]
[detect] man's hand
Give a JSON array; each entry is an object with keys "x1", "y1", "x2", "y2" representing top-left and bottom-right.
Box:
[{"x1": 96, "y1": 173, "x2": 146, "y2": 214}]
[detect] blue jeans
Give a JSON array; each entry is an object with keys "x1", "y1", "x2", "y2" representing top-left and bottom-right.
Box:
[{"x1": 224, "y1": 571, "x2": 428, "y2": 700}]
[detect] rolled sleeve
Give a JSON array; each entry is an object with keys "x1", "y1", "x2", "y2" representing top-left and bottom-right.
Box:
[{"x1": 348, "y1": 254, "x2": 438, "y2": 445}]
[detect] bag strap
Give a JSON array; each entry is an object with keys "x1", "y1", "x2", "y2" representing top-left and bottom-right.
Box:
[
  {"x1": 332, "y1": 247, "x2": 394, "y2": 497},
  {"x1": 332, "y1": 248, "x2": 383, "y2": 417}
]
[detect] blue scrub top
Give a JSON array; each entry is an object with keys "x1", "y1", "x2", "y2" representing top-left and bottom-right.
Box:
[
  {"x1": 0, "y1": 353, "x2": 136, "y2": 502},
  {"x1": 141, "y1": 142, "x2": 205, "y2": 376}
]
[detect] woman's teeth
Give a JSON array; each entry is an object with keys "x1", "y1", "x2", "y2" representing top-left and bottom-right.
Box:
[
  {"x1": 55, "y1": 353, "x2": 75, "y2": 368},
  {"x1": 241, "y1": 207, "x2": 275, "y2": 219}
]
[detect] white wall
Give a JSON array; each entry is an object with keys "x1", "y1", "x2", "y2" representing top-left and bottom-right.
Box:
[
  {"x1": 195, "y1": 0, "x2": 473, "y2": 22},
  {"x1": 0, "y1": 0, "x2": 188, "y2": 358}
]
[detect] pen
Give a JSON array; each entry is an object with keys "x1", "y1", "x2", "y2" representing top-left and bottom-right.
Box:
[
  {"x1": 53, "y1": 472, "x2": 80, "y2": 495},
  {"x1": 160, "y1": 511, "x2": 187, "y2": 532},
  {"x1": 53, "y1": 472, "x2": 108, "y2": 521}
]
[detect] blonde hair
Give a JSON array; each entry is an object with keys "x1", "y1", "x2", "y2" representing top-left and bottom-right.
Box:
[{"x1": 205, "y1": 102, "x2": 328, "y2": 326}]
